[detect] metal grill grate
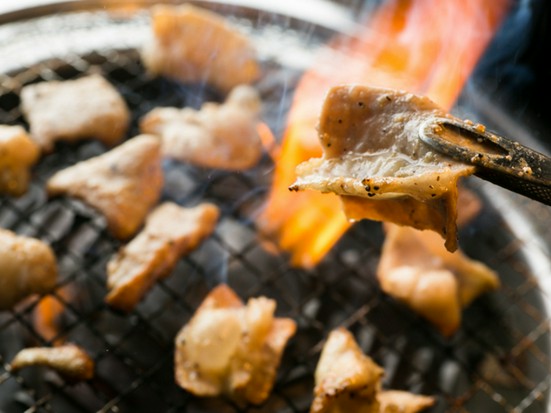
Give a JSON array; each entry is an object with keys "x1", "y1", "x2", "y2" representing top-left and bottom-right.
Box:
[{"x1": 1, "y1": 4, "x2": 551, "y2": 413}]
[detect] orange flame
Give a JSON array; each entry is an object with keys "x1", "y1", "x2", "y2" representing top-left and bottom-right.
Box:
[
  {"x1": 257, "y1": 0, "x2": 511, "y2": 268},
  {"x1": 33, "y1": 286, "x2": 72, "y2": 345},
  {"x1": 257, "y1": 121, "x2": 279, "y2": 161}
]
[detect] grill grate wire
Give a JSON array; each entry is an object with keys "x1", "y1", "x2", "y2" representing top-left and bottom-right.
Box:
[{"x1": 0, "y1": 21, "x2": 550, "y2": 413}]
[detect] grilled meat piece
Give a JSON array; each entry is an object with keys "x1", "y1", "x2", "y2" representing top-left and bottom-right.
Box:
[
  {"x1": 290, "y1": 85, "x2": 476, "y2": 252},
  {"x1": 377, "y1": 224, "x2": 500, "y2": 337},
  {"x1": 46, "y1": 134, "x2": 163, "y2": 240},
  {"x1": 0, "y1": 125, "x2": 39, "y2": 196},
  {"x1": 141, "y1": 4, "x2": 260, "y2": 93},
  {"x1": 312, "y1": 328, "x2": 434, "y2": 413},
  {"x1": 378, "y1": 391, "x2": 436, "y2": 413},
  {"x1": 20, "y1": 74, "x2": 130, "y2": 152},
  {"x1": 106, "y1": 202, "x2": 220, "y2": 312},
  {"x1": 140, "y1": 84, "x2": 263, "y2": 170},
  {"x1": 10, "y1": 344, "x2": 94, "y2": 382},
  {"x1": 312, "y1": 327, "x2": 383, "y2": 413},
  {"x1": 0, "y1": 228, "x2": 58, "y2": 311},
  {"x1": 175, "y1": 284, "x2": 296, "y2": 405}
]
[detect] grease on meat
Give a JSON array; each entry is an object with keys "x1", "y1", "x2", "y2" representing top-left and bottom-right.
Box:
[
  {"x1": 140, "y1": 85, "x2": 263, "y2": 170},
  {"x1": 106, "y1": 202, "x2": 220, "y2": 312},
  {"x1": 20, "y1": 74, "x2": 130, "y2": 152},
  {"x1": 10, "y1": 344, "x2": 94, "y2": 382},
  {"x1": 290, "y1": 85, "x2": 476, "y2": 251},
  {"x1": 174, "y1": 284, "x2": 296, "y2": 405},
  {"x1": 0, "y1": 125, "x2": 39, "y2": 196},
  {"x1": 0, "y1": 228, "x2": 58, "y2": 311},
  {"x1": 141, "y1": 4, "x2": 260, "y2": 93},
  {"x1": 46, "y1": 134, "x2": 163, "y2": 240}
]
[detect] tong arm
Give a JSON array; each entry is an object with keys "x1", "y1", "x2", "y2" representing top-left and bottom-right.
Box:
[{"x1": 419, "y1": 117, "x2": 551, "y2": 206}]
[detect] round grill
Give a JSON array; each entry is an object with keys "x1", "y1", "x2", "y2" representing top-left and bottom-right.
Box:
[{"x1": 1, "y1": 2, "x2": 550, "y2": 412}]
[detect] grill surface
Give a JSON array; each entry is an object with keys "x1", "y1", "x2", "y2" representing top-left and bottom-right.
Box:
[{"x1": 1, "y1": 2, "x2": 551, "y2": 413}]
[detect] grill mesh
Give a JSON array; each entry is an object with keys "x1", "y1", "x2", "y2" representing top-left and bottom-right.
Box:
[{"x1": 1, "y1": 5, "x2": 551, "y2": 413}]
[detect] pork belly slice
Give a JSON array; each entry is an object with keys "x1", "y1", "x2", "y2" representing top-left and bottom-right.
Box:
[
  {"x1": 0, "y1": 228, "x2": 58, "y2": 311},
  {"x1": 20, "y1": 74, "x2": 130, "y2": 152},
  {"x1": 140, "y1": 84, "x2": 263, "y2": 170},
  {"x1": 106, "y1": 202, "x2": 220, "y2": 312},
  {"x1": 290, "y1": 85, "x2": 476, "y2": 252},
  {"x1": 175, "y1": 284, "x2": 296, "y2": 405},
  {"x1": 0, "y1": 125, "x2": 39, "y2": 196},
  {"x1": 46, "y1": 135, "x2": 163, "y2": 240},
  {"x1": 377, "y1": 224, "x2": 500, "y2": 337},
  {"x1": 312, "y1": 327, "x2": 435, "y2": 413},
  {"x1": 10, "y1": 344, "x2": 94, "y2": 382},
  {"x1": 141, "y1": 4, "x2": 260, "y2": 93}
]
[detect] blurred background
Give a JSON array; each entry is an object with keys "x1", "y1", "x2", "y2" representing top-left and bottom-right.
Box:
[
  {"x1": 1, "y1": 0, "x2": 548, "y2": 148},
  {"x1": 466, "y1": 0, "x2": 551, "y2": 152}
]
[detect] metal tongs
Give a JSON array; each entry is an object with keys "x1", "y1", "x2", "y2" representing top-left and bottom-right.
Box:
[{"x1": 419, "y1": 118, "x2": 551, "y2": 206}]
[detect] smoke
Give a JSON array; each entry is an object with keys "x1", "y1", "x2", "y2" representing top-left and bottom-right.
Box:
[{"x1": 469, "y1": 0, "x2": 551, "y2": 141}]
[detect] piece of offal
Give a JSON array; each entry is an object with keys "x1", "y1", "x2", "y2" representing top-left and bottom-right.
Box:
[
  {"x1": 140, "y1": 84, "x2": 263, "y2": 170},
  {"x1": 174, "y1": 284, "x2": 296, "y2": 405},
  {"x1": 106, "y1": 202, "x2": 220, "y2": 312},
  {"x1": 377, "y1": 223, "x2": 499, "y2": 337},
  {"x1": 10, "y1": 344, "x2": 94, "y2": 382},
  {"x1": 290, "y1": 85, "x2": 476, "y2": 252},
  {"x1": 141, "y1": 4, "x2": 260, "y2": 93},
  {"x1": 46, "y1": 134, "x2": 163, "y2": 240},
  {"x1": 20, "y1": 74, "x2": 130, "y2": 152},
  {"x1": 0, "y1": 125, "x2": 39, "y2": 196},
  {"x1": 0, "y1": 228, "x2": 58, "y2": 311},
  {"x1": 311, "y1": 327, "x2": 435, "y2": 413}
]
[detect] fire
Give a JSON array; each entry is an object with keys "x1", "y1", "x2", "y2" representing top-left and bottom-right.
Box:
[
  {"x1": 33, "y1": 286, "x2": 72, "y2": 345},
  {"x1": 257, "y1": 121, "x2": 279, "y2": 160},
  {"x1": 257, "y1": 0, "x2": 511, "y2": 268}
]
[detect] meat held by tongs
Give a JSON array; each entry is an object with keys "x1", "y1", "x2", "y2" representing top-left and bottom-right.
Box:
[
  {"x1": 290, "y1": 85, "x2": 475, "y2": 252},
  {"x1": 291, "y1": 84, "x2": 551, "y2": 251}
]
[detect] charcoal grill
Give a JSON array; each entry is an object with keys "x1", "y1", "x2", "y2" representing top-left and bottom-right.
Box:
[{"x1": 1, "y1": 1, "x2": 551, "y2": 412}]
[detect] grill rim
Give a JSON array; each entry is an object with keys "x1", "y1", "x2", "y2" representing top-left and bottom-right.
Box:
[{"x1": 0, "y1": 0, "x2": 358, "y2": 34}]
